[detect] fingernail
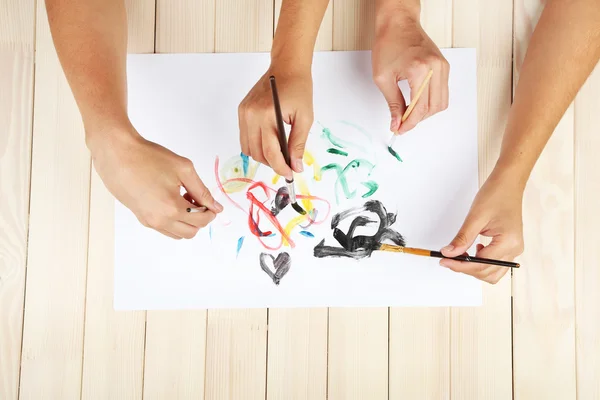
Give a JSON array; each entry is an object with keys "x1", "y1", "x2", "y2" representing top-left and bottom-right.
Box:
[
  {"x1": 214, "y1": 201, "x2": 224, "y2": 212},
  {"x1": 439, "y1": 260, "x2": 449, "y2": 267},
  {"x1": 294, "y1": 159, "x2": 304, "y2": 172},
  {"x1": 442, "y1": 245, "x2": 454, "y2": 253}
]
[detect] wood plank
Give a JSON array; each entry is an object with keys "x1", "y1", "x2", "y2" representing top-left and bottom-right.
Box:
[
  {"x1": 274, "y1": 0, "x2": 333, "y2": 51},
  {"x1": 140, "y1": 1, "x2": 212, "y2": 399},
  {"x1": 143, "y1": 311, "x2": 208, "y2": 399},
  {"x1": 267, "y1": 3, "x2": 331, "y2": 400},
  {"x1": 266, "y1": 309, "x2": 328, "y2": 400},
  {"x1": 205, "y1": 2, "x2": 272, "y2": 399},
  {"x1": 156, "y1": 0, "x2": 215, "y2": 53},
  {"x1": 19, "y1": 0, "x2": 92, "y2": 398},
  {"x1": 329, "y1": 3, "x2": 387, "y2": 399},
  {"x1": 328, "y1": 308, "x2": 388, "y2": 400},
  {"x1": 574, "y1": 64, "x2": 600, "y2": 400},
  {"x1": 215, "y1": 0, "x2": 273, "y2": 53},
  {"x1": 0, "y1": 1, "x2": 35, "y2": 399},
  {"x1": 332, "y1": 0, "x2": 375, "y2": 51},
  {"x1": 512, "y1": 1, "x2": 577, "y2": 399},
  {"x1": 450, "y1": 1, "x2": 514, "y2": 399},
  {"x1": 80, "y1": 1, "x2": 154, "y2": 399},
  {"x1": 204, "y1": 310, "x2": 268, "y2": 400},
  {"x1": 389, "y1": 3, "x2": 451, "y2": 399}
]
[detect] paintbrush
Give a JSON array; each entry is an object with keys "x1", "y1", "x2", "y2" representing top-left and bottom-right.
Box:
[
  {"x1": 269, "y1": 75, "x2": 306, "y2": 216},
  {"x1": 186, "y1": 206, "x2": 207, "y2": 213},
  {"x1": 387, "y1": 69, "x2": 434, "y2": 151},
  {"x1": 378, "y1": 243, "x2": 520, "y2": 268}
]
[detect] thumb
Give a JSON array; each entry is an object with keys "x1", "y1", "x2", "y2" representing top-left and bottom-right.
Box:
[
  {"x1": 180, "y1": 165, "x2": 223, "y2": 214},
  {"x1": 288, "y1": 112, "x2": 313, "y2": 173},
  {"x1": 441, "y1": 214, "x2": 485, "y2": 257},
  {"x1": 374, "y1": 74, "x2": 407, "y2": 132}
]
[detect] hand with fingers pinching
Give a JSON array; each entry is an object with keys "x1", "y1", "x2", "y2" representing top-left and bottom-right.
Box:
[
  {"x1": 373, "y1": 0, "x2": 449, "y2": 135},
  {"x1": 89, "y1": 125, "x2": 223, "y2": 239},
  {"x1": 238, "y1": 69, "x2": 313, "y2": 180},
  {"x1": 439, "y1": 173, "x2": 525, "y2": 284}
]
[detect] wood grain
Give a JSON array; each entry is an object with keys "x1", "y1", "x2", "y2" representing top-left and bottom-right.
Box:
[
  {"x1": 215, "y1": 0, "x2": 273, "y2": 53},
  {"x1": 512, "y1": 1, "x2": 577, "y2": 399},
  {"x1": 389, "y1": 2, "x2": 451, "y2": 398},
  {"x1": 156, "y1": 0, "x2": 215, "y2": 53},
  {"x1": 0, "y1": 1, "x2": 35, "y2": 399},
  {"x1": 203, "y1": 3, "x2": 272, "y2": 400},
  {"x1": 332, "y1": 0, "x2": 375, "y2": 51},
  {"x1": 80, "y1": 1, "x2": 154, "y2": 399},
  {"x1": 19, "y1": 0, "x2": 91, "y2": 398},
  {"x1": 451, "y1": 0, "x2": 514, "y2": 399},
  {"x1": 574, "y1": 64, "x2": 600, "y2": 400}
]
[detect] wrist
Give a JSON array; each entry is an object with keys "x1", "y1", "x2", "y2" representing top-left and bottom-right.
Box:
[
  {"x1": 270, "y1": 46, "x2": 313, "y2": 76},
  {"x1": 375, "y1": 0, "x2": 420, "y2": 33},
  {"x1": 86, "y1": 121, "x2": 141, "y2": 157},
  {"x1": 487, "y1": 159, "x2": 530, "y2": 194}
]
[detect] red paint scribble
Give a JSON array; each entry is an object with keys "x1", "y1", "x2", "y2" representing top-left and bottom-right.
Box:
[{"x1": 215, "y1": 157, "x2": 330, "y2": 250}]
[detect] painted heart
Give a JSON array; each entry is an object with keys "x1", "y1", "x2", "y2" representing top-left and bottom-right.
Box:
[{"x1": 259, "y1": 252, "x2": 291, "y2": 285}]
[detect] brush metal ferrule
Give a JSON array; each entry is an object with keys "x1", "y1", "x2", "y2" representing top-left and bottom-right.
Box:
[{"x1": 285, "y1": 178, "x2": 297, "y2": 203}]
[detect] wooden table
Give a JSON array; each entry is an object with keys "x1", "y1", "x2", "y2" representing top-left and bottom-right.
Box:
[{"x1": 1, "y1": 1, "x2": 598, "y2": 399}]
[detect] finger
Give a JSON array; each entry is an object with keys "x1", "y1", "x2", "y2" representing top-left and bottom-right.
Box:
[
  {"x1": 157, "y1": 228, "x2": 182, "y2": 240},
  {"x1": 397, "y1": 68, "x2": 430, "y2": 135},
  {"x1": 238, "y1": 103, "x2": 250, "y2": 156},
  {"x1": 441, "y1": 60, "x2": 450, "y2": 111},
  {"x1": 288, "y1": 113, "x2": 313, "y2": 173},
  {"x1": 248, "y1": 123, "x2": 266, "y2": 165},
  {"x1": 440, "y1": 258, "x2": 506, "y2": 284},
  {"x1": 373, "y1": 73, "x2": 407, "y2": 133},
  {"x1": 262, "y1": 125, "x2": 293, "y2": 179},
  {"x1": 183, "y1": 192, "x2": 198, "y2": 206},
  {"x1": 176, "y1": 196, "x2": 217, "y2": 228},
  {"x1": 440, "y1": 212, "x2": 486, "y2": 257},
  {"x1": 423, "y1": 67, "x2": 443, "y2": 120},
  {"x1": 179, "y1": 163, "x2": 223, "y2": 214},
  {"x1": 167, "y1": 220, "x2": 200, "y2": 240}
]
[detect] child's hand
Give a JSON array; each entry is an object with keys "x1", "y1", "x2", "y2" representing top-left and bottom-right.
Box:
[
  {"x1": 88, "y1": 125, "x2": 223, "y2": 239},
  {"x1": 372, "y1": 12, "x2": 449, "y2": 134},
  {"x1": 439, "y1": 172, "x2": 525, "y2": 284},
  {"x1": 238, "y1": 67, "x2": 313, "y2": 180}
]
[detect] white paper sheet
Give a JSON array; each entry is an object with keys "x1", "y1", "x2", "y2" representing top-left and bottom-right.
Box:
[{"x1": 115, "y1": 49, "x2": 481, "y2": 310}]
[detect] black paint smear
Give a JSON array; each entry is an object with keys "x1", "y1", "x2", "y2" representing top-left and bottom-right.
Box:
[
  {"x1": 270, "y1": 186, "x2": 290, "y2": 216},
  {"x1": 260, "y1": 252, "x2": 291, "y2": 285},
  {"x1": 313, "y1": 200, "x2": 405, "y2": 259}
]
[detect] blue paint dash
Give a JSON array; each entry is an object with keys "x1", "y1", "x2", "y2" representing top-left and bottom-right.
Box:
[
  {"x1": 209, "y1": 225, "x2": 213, "y2": 240},
  {"x1": 236, "y1": 236, "x2": 245, "y2": 258},
  {"x1": 299, "y1": 231, "x2": 315, "y2": 238},
  {"x1": 240, "y1": 152, "x2": 249, "y2": 176}
]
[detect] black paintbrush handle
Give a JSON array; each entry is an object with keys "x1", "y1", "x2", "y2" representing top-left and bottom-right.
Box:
[
  {"x1": 269, "y1": 76, "x2": 291, "y2": 167},
  {"x1": 430, "y1": 251, "x2": 520, "y2": 268}
]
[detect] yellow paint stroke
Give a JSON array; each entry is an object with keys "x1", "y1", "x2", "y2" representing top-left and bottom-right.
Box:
[
  {"x1": 272, "y1": 174, "x2": 280, "y2": 184},
  {"x1": 282, "y1": 213, "x2": 308, "y2": 247},
  {"x1": 303, "y1": 150, "x2": 322, "y2": 181},
  {"x1": 296, "y1": 174, "x2": 315, "y2": 214}
]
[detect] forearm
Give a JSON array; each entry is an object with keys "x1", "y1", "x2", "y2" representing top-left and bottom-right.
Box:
[
  {"x1": 46, "y1": 0, "x2": 131, "y2": 149},
  {"x1": 271, "y1": 0, "x2": 330, "y2": 72},
  {"x1": 494, "y1": 0, "x2": 600, "y2": 189}
]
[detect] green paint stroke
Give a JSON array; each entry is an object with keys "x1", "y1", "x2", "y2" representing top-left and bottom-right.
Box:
[
  {"x1": 321, "y1": 127, "x2": 347, "y2": 148},
  {"x1": 326, "y1": 148, "x2": 348, "y2": 157},
  {"x1": 387, "y1": 146, "x2": 403, "y2": 162},
  {"x1": 321, "y1": 159, "x2": 377, "y2": 204},
  {"x1": 361, "y1": 181, "x2": 379, "y2": 198}
]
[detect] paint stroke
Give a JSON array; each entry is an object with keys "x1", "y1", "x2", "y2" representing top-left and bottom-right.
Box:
[
  {"x1": 387, "y1": 146, "x2": 403, "y2": 162},
  {"x1": 236, "y1": 236, "x2": 245, "y2": 258},
  {"x1": 240, "y1": 152, "x2": 249, "y2": 175},
  {"x1": 209, "y1": 225, "x2": 213, "y2": 240},
  {"x1": 321, "y1": 159, "x2": 378, "y2": 204},
  {"x1": 260, "y1": 252, "x2": 291, "y2": 285},
  {"x1": 326, "y1": 148, "x2": 348, "y2": 157},
  {"x1": 300, "y1": 231, "x2": 315, "y2": 238},
  {"x1": 314, "y1": 200, "x2": 405, "y2": 259}
]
